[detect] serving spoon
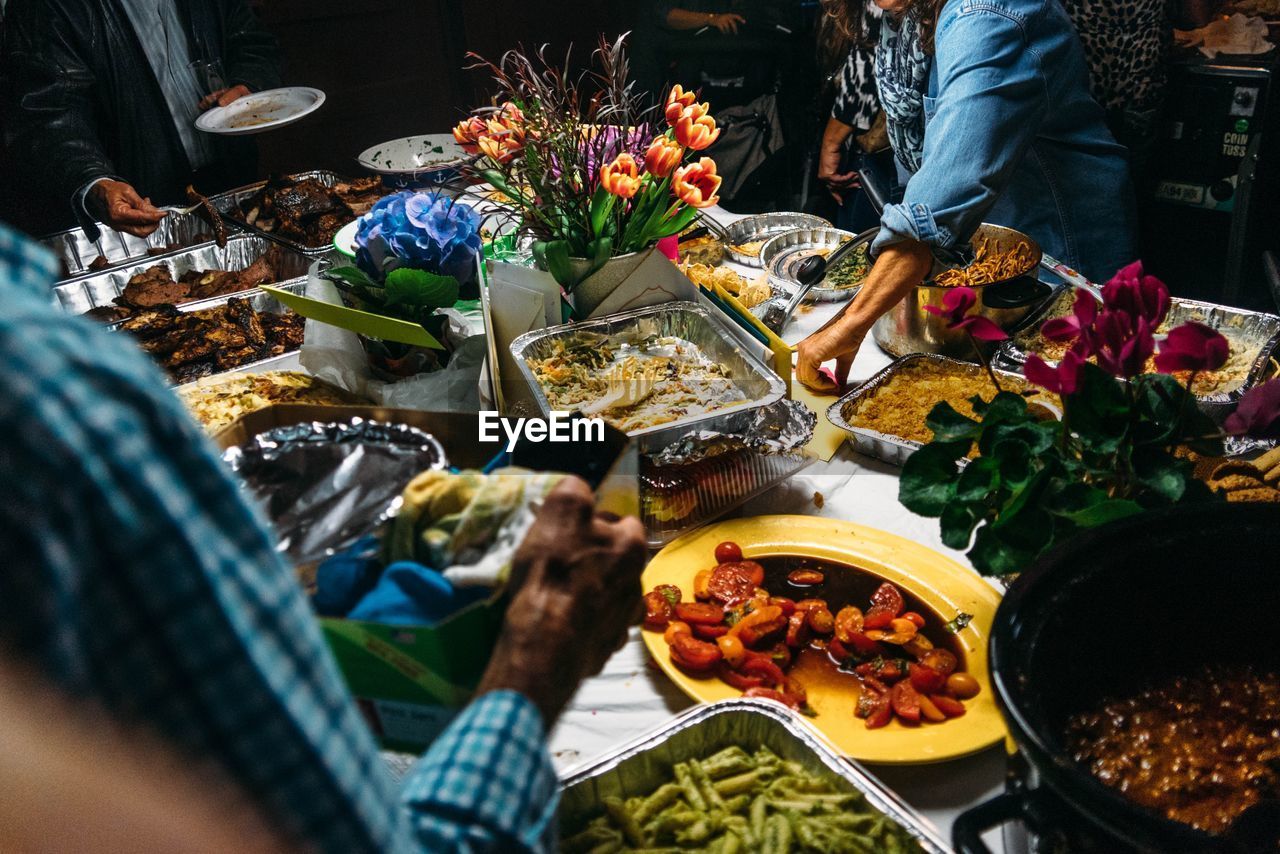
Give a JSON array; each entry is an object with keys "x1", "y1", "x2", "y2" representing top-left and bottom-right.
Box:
[{"x1": 760, "y1": 234, "x2": 866, "y2": 333}]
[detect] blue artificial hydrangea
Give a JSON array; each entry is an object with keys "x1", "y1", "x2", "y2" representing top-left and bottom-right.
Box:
[{"x1": 355, "y1": 190, "x2": 483, "y2": 285}]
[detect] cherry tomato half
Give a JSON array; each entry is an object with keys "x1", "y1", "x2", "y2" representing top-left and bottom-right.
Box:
[
  {"x1": 670, "y1": 634, "x2": 722, "y2": 672},
  {"x1": 788, "y1": 569, "x2": 825, "y2": 586},
  {"x1": 719, "y1": 560, "x2": 765, "y2": 588},
  {"x1": 921, "y1": 649, "x2": 959, "y2": 677},
  {"x1": 692, "y1": 622, "x2": 729, "y2": 640},
  {"x1": 908, "y1": 663, "x2": 947, "y2": 694},
  {"x1": 870, "y1": 582, "x2": 905, "y2": 617},
  {"x1": 891, "y1": 680, "x2": 922, "y2": 723},
  {"x1": 675, "y1": 602, "x2": 725, "y2": 625},
  {"x1": 931, "y1": 694, "x2": 967, "y2": 718},
  {"x1": 643, "y1": 591, "x2": 674, "y2": 630},
  {"x1": 663, "y1": 620, "x2": 692, "y2": 645},
  {"x1": 863, "y1": 605, "x2": 896, "y2": 630},
  {"x1": 714, "y1": 541, "x2": 744, "y2": 564},
  {"x1": 707, "y1": 564, "x2": 757, "y2": 605},
  {"x1": 902, "y1": 611, "x2": 926, "y2": 628},
  {"x1": 860, "y1": 689, "x2": 892, "y2": 729}
]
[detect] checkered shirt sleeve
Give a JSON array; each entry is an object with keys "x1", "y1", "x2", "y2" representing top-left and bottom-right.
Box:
[{"x1": 0, "y1": 224, "x2": 557, "y2": 853}]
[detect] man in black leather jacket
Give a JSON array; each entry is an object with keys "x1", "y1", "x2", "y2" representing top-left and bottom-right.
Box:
[{"x1": 3, "y1": 0, "x2": 280, "y2": 238}]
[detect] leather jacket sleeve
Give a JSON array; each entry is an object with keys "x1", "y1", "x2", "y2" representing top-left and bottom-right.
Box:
[
  {"x1": 4, "y1": 3, "x2": 115, "y2": 232},
  {"x1": 220, "y1": 0, "x2": 281, "y2": 93}
]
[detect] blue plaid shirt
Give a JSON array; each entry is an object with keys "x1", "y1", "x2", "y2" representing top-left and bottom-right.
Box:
[{"x1": 0, "y1": 224, "x2": 558, "y2": 853}]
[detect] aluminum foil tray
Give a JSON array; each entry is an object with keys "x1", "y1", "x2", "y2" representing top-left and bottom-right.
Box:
[
  {"x1": 723, "y1": 212, "x2": 832, "y2": 267},
  {"x1": 642, "y1": 449, "x2": 814, "y2": 547},
  {"x1": 123, "y1": 278, "x2": 309, "y2": 388},
  {"x1": 995, "y1": 290, "x2": 1280, "y2": 415},
  {"x1": 510, "y1": 302, "x2": 787, "y2": 452},
  {"x1": 828, "y1": 353, "x2": 1037, "y2": 467},
  {"x1": 559, "y1": 698, "x2": 951, "y2": 853},
  {"x1": 44, "y1": 210, "x2": 236, "y2": 281},
  {"x1": 215, "y1": 170, "x2": 356, "y2": 255},
  {"x1": 761, "y1": 226, "x2": 866, "y2": 304},
  {"x1": 51, "y1": 234, "x2": 314, "y2": 315}
]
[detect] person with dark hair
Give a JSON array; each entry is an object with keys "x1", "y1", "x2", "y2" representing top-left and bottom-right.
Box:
[
  {"x1": 797, "y1": 0, "x2": 1136, "y2": 392},
  {"x1": 3, "y1": 0, "x2": 280, "y2": 238}
]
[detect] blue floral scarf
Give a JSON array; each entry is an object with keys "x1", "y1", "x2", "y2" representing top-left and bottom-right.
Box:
[{"x1": 875, "y1": 12, "x2": 932, "y2": 174}]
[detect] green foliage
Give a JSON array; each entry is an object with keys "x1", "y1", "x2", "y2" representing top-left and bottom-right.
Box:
[
  {"x1": 325, "y1": 265, "x2": 459, "y2": 330},
  {"x1": 898, "y1": 370, "x2": 1221, "y2": 576}
]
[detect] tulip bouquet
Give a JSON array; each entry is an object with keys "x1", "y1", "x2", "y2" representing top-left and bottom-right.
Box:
[
  {"x1": 455, "y1": 36, "x2": 722, "y2": 294},
  {"x1": 899, "y1": 262, "x2": 1280, "y2": 576}
]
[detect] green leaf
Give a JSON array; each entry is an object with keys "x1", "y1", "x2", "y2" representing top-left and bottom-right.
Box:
[
  {"x1": 1066, "y1": 363, "x2": 1131, "y2": 454},
  {"x1": 971, "y1": 391, "x2": 1028, "y2": 424},
  {"x1": 939, "y1": 502, "x2": 978, "y2": 550},
  {"x1": 989, "y1": 438, "x2": 1034, "y2": 487},
  {"x1": 383, "y1": 267, "x2": 459, "y2": 309},
  {"x1": 925, "y1": 402, "x2": 980, "y2": 443},
  {"x1": 898, "y1": 441, "x2": 966, "y2": 517},
  {"x1": 1068, "y1": 498, "x2": 1144, "y2": 527},
  {"x1": 968, "y1": 524, "x2": 1036, "y2": 576},
  {"x1": 324, "y1": 265, "x2": 378, "y2": 289},
  {"x1": 955, "y1": 457, "x2": 1001, "y2": 503},
  {"x1": 1131, "y1": 447, "x2": 1189, "y2": 503},
  {"x1": 542, "y1": 240, "x2": 577, "y2": 289}
]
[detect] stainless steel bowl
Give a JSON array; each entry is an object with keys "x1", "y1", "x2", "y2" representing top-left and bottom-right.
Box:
[
  {"x1": 760, "y1": 227, "x2": 861, "y2": 304},
  {"x1": 872, "y1": 223, "x2": 1049, "y2": 358}
]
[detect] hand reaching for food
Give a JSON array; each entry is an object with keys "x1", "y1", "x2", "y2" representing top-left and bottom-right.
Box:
[
  {"x1": 90, "y1": 179, "x2": 167, "y2": 238},
  {"x1": 199, "y1": 84, "x2": 251, "y2": 111},
  {"x1": 476, "y1": 477, "x2": 647, "y2": 723}
]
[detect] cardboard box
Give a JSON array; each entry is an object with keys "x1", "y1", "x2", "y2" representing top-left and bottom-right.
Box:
[{"x1": 217, "y1": 405, "x2": 637, "y2": 751}]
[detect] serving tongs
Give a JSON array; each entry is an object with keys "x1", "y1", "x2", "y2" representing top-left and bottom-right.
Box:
[
  {"x1": 680, "y1": 212, "x2": 733, "y2": 245},
  {"x1": 760, "y1": 231, "x2": 869, "y2": 333}
]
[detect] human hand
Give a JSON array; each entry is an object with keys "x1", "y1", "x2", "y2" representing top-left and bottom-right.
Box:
[
  {"x1": 710, "y1": 12, "x2": 746, "y2": 34},
  {"x1": 817, "y1": 144, "x2": 861, "y2": 204},
  {"x1": 199, "y1": 84, "x2": 251, "y2": 111},
  {"x1": 476, "y1": 477, "x2": 647, "y2": 723},
  {"x1": 796, "y1": 314, "x2": 865, "y2": 394},
  {"x1": 89, "y1": 180, "x2": 167, "y2": 238}
]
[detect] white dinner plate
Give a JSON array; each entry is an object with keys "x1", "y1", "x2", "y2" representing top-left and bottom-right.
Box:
[
  {"x1": 333, "y1": 219, "x2": 359, "y2": 258},
  {"x1": 357, "y1": 133, "x2": 469, "y2": 176},
  {"x1": 196, "y1": 87, "x2": 326, "y2": 136}
]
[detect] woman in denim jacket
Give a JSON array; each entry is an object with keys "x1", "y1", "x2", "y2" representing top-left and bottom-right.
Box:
[{"x1": 797, "y1": 0, "x2": 1137, "y2": 391}]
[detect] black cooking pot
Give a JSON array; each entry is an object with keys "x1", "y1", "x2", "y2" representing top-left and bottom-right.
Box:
[{"x1": 954, "y1": 502, "x2": 1280, "y2": 854}]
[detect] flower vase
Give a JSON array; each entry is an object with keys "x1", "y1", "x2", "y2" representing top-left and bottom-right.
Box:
[{"x1": 563, "y1": 249, "x2": 649, "y2": 318}]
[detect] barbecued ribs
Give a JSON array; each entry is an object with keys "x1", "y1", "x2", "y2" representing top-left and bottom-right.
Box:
[
  {"x1": 185, "y1": 185, "x2": 229, "y2": 247},
  {"x1": 98, "y1": 249, "x2": 284, "y2": 319},
  {"x1": 115, "y1": 296, "x2": 304, "y2": 382},
  {"x1": 238, "y1": 175, "x2": 383, "y2": 245}
]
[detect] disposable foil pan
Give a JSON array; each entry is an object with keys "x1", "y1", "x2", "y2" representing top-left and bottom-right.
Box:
[
  {"x1": 44, "y1": 210, "x2": 233, "y2": 280},
  {"x1": 51, "y1": 234, "x2": 314, "y2": 315},
  {"x1": 828, "y1": 353, "x2": 1039, "y2": 467},
  {"x1": 761, "y1": 226, "x2": 864, "y2": 303},
  {"x1": 995, "y1": 290, "x2": 1280, "y2": 415},
  {"x1": 510, "y1": 302, "x2": 787, "y2": 452},
  {"x1": 559, "y1": 698, "x2": 952, "y2": 853},
  {"x1": 723, "y1": 212, "x2": 832, "y2": 267},
  {"x1": 215, "y1": 170, "x2": 356, "y2": 255},
  {"x1": 120, "y1": 278, "x2": 309, "y2": 388}
]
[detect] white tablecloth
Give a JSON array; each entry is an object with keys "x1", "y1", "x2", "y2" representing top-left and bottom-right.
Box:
[{"x1": 549, "y1": 207, "x2": 1009, "y2": 850}]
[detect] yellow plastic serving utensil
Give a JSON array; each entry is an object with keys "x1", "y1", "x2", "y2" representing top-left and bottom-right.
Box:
[
  {"x1": 263, "y1": 285, "x2": 445, "y2": 349},
  {"x1": 641, "y1": 515, "x2": 1007, "y2": 765}
]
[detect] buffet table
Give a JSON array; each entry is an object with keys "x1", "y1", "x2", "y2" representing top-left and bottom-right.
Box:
[{"x1": 550, "y1": 207, "x2": 1009, "y2": 851}]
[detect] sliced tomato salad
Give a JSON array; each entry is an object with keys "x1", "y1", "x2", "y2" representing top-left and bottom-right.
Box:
[{"x1": 645, "y1": 542, "x2": 982, "y2": 729}]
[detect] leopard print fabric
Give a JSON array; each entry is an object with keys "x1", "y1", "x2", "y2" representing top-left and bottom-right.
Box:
[
  {"x1": 831, "y1": 4, "x2": 884, "y2": 131},
  {"x1": 1062, "y1": 0, "x2": 1170, "y2": 112}
]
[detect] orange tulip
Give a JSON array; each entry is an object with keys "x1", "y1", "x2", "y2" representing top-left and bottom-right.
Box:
[
  {"x1": 600, "y1": 152, "x2": 642, "y2": 199},
  {"x1": 452, "y1": 116, "x2": 487, "y2": 154},
  {"x1": 674, "y1": 108, "x2": 720, "y2": 151},
  {"x1": 644, "y1": 137, "x2": 683, "y2": 179},
  {"x1": 665, "y1": 84, "x2": 698, "y2": 125},
  {"x1": 673, "y1": 157, "x2": 721, "y2": 208}
]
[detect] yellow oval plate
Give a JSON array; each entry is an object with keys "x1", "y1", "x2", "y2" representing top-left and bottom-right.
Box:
[{"x1": 642, "y1": 515, "x2": 1006, "y2": 765}]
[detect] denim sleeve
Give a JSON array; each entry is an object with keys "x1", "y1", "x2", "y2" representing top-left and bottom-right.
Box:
[
  {"x1": 874, "y1": 4, "x2": 1048, "y2": 254},
  {"x1": 400, "y1": 691, "x2": 559, "y2": 853}
]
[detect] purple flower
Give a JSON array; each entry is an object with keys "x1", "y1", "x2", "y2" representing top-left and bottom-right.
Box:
[
  {"x1": 923, "y1": 287, "x2": 1009, "y2": 341},
  {"x1": 1154, "y1": 321, "x2": 1230, "y2": 374},
  {"x1": 1025, "y1": 350, "x2": 1084, "y2": 395},
  {"x1": 355, "y1": 190, "x2": 483, "y2": 282},
  {"x1": 1041, "y1": 291, "x2": 1097, "y2": 346},
  {"x1": 1225, "y1": 379, "x2": 1280, "y2": 438},
  {"x1": 1091, "y1": 311, "x2": 1155, "y2": 379}
]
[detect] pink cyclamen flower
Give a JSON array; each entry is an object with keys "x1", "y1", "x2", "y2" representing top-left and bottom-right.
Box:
[
  {"x1": 922, "y1": 286, "x2": 1009, "y2": 341},
  {"x1": 1040, "y1": 290, "x2": 1098, "y2": 346},
  {"x1": 1224, "y1": 379, "x2": 1280, "y2": 438},
  {"x1": 1024, "y1": 350, "x2": 1085, "y2": 396},
  {"x1": 1154, "y1": 321, "x2": 1230, "y2": 374},
  {"x1": 1091, "y1": 311, "x2": 1155, "y2": 379},
  {"x1": 1102, "y1": 261, "x2": 1171, "y2": 328}
]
